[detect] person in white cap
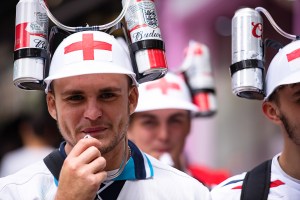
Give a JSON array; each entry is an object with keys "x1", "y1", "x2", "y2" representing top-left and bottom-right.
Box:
[
  {"x1": 211, "y1": 40, "x2": 300, "y2": 199},
  {"x1": 128, "y1": 72, "x2": 197, "y2": 168},
  {"x1": 0, "y1": 31, "x2": 211, "y2": 200},
  {"x1": 128, "y1": 72, "x2": 229, "y2": 189}
]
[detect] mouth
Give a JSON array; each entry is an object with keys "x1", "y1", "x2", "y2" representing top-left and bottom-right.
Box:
[
  {"x1": 82, "y1": 126, "x2": 108, "y2": 137},
  {"x1": 156, "y1": 148, "x2": 170, "y2": 154}
]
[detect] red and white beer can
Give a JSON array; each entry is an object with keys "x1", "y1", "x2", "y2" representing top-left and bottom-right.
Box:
[
  {"x1": 122, "y1": 0, "x2": 167, "y2": 78},
  {"x1": 181, "y1": 41, "x2": 217, "y2": 117},
  {"x1": 13, "y1": 0, "x2": 49, "y2": 90}
]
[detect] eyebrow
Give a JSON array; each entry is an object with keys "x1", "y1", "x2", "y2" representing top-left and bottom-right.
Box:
[
  {"x1": 138, "y1": 111, "x2": 188, "y2": 119},
  {"x1": 99, "y1": 87, "x2": 123, "y2": 93},
  {"x1": 60, "y1": 87, "x2": 123, "y2": 96},
  {"x1": 138, "y1": 113, "x2": 157, "y2": 119},
  {"x1": 170, "y1": 112, "x2": 189, "y2": 117}
]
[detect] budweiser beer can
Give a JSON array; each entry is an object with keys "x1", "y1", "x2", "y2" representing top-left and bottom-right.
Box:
[
  {"x1": 231, "y1": 8, "x2": 265, "y2": 100},
  {"x1": 122, "y1": 0, "x2": 167, "y2": 75},
  {"x1": 15, "y1": 0, "x2": 48, "y2": 51},
  {"x1": 13, "y1": 0, "x2": 49, "y2": 90}
]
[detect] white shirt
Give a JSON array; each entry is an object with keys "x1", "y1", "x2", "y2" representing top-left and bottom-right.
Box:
[
  {"x1": 0, "y1": 146, "x2": 54, "y2": 177},
  {"x1": 0, "y1": 141, "x2": 211, "y2": 200},
  {"x1": 211, "y1": 154, "x2": 300, "y2": 200}
]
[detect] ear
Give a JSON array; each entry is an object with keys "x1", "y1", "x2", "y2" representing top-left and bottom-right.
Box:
[
  {"x1": 128, "y1": 86, "x2": 139, "y2": 115},
  {"x1": 46, "y1": 92, "x2": 57, "y2": 120},
  {"x1": 262, "y1": 101, "x2": 281, "y2": 125}
]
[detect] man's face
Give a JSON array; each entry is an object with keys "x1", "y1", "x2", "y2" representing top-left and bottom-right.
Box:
[
  {"x1": 276, "y1": 83, "x2": 300, "y2": 146},
  {"x1": 46, "y1": 73, "x2": 138, "y2": 155},
  {"x1": 128, "y1": 109, "x2": 191, "y2": 162}
]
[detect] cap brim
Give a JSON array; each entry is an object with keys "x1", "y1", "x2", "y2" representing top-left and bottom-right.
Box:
[
  {"x1": 44, "y1": 60, "x2": 138, "y2": 92},
  {"x1": 278, "y1": 70, "x2": 300, "y2": 86},
  {"x1": 265, "y1": 70, "x2": 300, "y2": 100}
]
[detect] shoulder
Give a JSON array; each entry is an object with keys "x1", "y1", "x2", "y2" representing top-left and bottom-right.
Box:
[
  {"x1": 211, "y1": 172, "x2": 246, "y2": 200},
  {"x1": 149, "y1": 155, "x2": 198, "y2": 180},
  {"x1": 147, "y1": 155, "x2": 211, "y2": 199},
  {"x1": 0, "y1": 161, "x2": 55, "y2": 197}
]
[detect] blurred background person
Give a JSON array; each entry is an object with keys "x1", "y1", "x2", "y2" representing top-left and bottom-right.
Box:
[
  {"x1": 128, "y1": 72, "x2": 230, "y2": 189},
  {"x1": 0, "y1": 101, "x2": 62, "y2": 177},
  {"x1": 0, "y1": 115, "x2": 24, "y2": 168}
]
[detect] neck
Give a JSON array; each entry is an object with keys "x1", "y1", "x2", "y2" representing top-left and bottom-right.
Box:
[
  {"x1": 279, "y1": 138, "x2": 300, "y2": 180},
  {"x1": 102, "y1": 138, "x2": 130, "y2": 182},
  {"x1": 173, "y1": 154, "x2": 187, "y2": 172},
  {"x1": 172, "y1": 160, "x2": 181, "y2": 171},
  {"x1": 103, "y1": 137, "x2": 130, "y2": 172}
]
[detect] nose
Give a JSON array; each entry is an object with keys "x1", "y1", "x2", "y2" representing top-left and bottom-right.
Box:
[
  {"x1": 157, "y1": 123, "x2": 170, "y2": 142},
  {"x1": 83, "y1": 99, "x2": 102, "y2": 121}
]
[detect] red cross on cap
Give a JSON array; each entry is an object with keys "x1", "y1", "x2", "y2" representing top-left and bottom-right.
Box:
[
  {"x1": 287, "y1": 48, "x2": 300, "y2": 62},
  {"x1": 145, "y1": 78, "x2": 181, "y2": 94},
  {"x1": 64, "y1": 33, "x2": 112, "y2": 60},
  {"x1": 192, "y1": 43, "x2": 203, "y2": 55}
]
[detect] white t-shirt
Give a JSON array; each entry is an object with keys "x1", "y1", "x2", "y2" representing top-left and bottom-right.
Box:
[
  {"x1": 0, "y1": 141, "x2": 211, "y2": 200},
  {"x1": 211, "y1": 153, "x2": 300, "y2": 200}
]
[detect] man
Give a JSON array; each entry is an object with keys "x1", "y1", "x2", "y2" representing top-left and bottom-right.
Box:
[
  {"x1": 0, "y1": 31, "x2": 210, "y2": 199},
  {"x1": 211, "y1": 40, "x2": 300, "y2": 199},
  {"x1": 128, "y1": 72, "x2": 229, "y2": 189}
]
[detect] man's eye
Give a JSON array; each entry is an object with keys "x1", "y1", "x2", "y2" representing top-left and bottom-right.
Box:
[
  {"x1": 142, "y1": 120, "x2": 157, "y2": 127},
  {"x1": 170, "y1": 118, "x2": 185, "y2": 125},
  {"x1": 100, "y1": 93, "x2": 116, "y2": 99},
  {"x1": 67, "y1": 95, "x2": 84, "y2": 101}
]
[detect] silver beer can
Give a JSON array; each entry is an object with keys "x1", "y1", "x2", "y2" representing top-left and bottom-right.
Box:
[{"x1": 231, "y1": 7, "x2": 265, "y2": 100}]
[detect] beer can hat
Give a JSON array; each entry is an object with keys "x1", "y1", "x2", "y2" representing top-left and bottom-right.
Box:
[
  {"x1": 135, "y1": 72, "x2": 198, "y2": 112},
  {"x1": 44, "y1": 31, "x2": 137, "y2": 93},
  {"x1": 265, "y1": 40, "x2": 300, "y2": 100}
]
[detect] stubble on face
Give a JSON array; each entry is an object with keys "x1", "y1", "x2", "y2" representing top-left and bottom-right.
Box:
[
  {"x1": 100, "y1": 113, "x2": 129, "y2": 155},
  {"x1": 52, "y1": 74, "x2": 136, "y2": 154},
  {"x1": 274, "y1": 84, "x2": 300, "y2": 146},
  {"x1": 53, "y1": 84, "x2": 133, "y2": 155},
  {"x1": 98, "y1": 89, "x2": 132, "y2": 155},
  {"x1": 279, "y1": 112, "x2": 300, "y2": 146}
]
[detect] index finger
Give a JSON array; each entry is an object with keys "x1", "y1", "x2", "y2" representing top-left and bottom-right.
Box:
[{"x1": 68, "y1": 137, "x2": 102, "y2": 158}]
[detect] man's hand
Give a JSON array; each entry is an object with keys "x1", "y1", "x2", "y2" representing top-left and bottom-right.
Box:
[{"x1": 55, "y1": 137, "x2": 107, "y2": 200}]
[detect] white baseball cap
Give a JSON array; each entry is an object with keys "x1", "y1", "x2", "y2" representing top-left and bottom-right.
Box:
[
  {"x1": 135, "y1": 72, "x2": 198, "y2": 112},
  {"x1": 265, "y1": 40, "x2": 300, "y2": 100},
  {"x1": 44, "y1": 31, "x2": 137, "y2": 93}
]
